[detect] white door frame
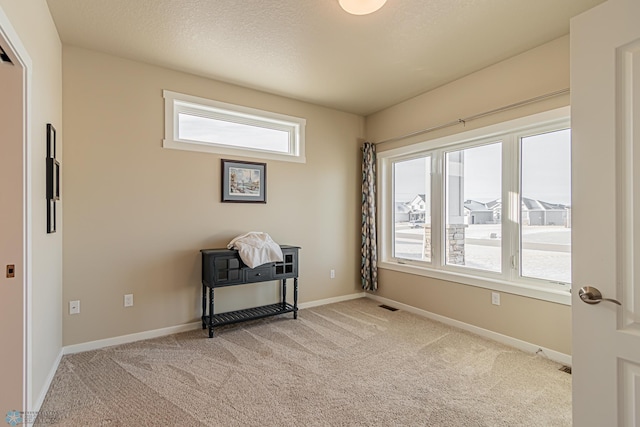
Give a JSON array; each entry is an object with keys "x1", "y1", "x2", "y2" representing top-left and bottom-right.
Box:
[{"x1": 0, "y1": 5, "x2": 32, "y2": 413}]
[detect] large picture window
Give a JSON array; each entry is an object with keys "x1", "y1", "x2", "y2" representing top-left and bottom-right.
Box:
[{"x1": 378, "y1": 108, "x2": 571, "y2": 304}]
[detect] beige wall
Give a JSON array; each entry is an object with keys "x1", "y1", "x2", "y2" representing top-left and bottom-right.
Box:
[
  {"x1": 0, "y1": 0, "x2": 63, "y2": 410},
  {"x1": 62, "y1": 46, "x2": 364, "y2": 346},
  {"x1": 365, "y1": 36, "x2": 572, "y2": 355}
]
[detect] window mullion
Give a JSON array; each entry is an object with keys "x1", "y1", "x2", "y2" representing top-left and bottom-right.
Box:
[
  {"x1": 502, "y1": 134, "x2": 520, "y2": 282},
  {"x1": 431, "y1": 151, "x2": 443, "y2": 268}
]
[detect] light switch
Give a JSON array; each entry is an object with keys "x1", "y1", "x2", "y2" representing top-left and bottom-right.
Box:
[{"x1": 69, "y1": 300, "x2": 80, "y2": 315}]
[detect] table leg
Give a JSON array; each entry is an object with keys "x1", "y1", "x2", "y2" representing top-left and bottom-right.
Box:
[
  {"x1": 201, "y1": 282, "x2": 207, "y2": 329},
  {"x1": 208, "y1": 286, "x2": 214, "y2": 338},
  {"x1": 293, "y1": 277, "x2": 298, "y2": 319},
  {"x1": 282, "y1": 279, "x2": 287, "y2": 310}
]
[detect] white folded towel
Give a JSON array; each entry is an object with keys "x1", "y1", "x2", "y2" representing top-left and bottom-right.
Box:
[{"x1": 227, "y1": 232, "x2": 284, "y2": 268}]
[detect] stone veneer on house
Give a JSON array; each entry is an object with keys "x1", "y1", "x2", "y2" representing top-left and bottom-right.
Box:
[{"x1": 422, "y1": 225, "x2": 466, "y2": 265}]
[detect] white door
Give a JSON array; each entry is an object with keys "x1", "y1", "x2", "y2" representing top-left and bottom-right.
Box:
[{"x1": 571, "y1": 0, "x2": 640, "y2": 425}]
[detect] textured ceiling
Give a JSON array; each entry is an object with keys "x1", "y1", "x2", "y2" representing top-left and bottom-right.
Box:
[{"x1": 46, "y1": 0, "x2": 604, "y2": 115}]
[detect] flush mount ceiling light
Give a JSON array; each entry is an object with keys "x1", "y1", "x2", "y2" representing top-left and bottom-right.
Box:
[{"x1": 339, "y1": 0, "x2": 387, "y2": 15}]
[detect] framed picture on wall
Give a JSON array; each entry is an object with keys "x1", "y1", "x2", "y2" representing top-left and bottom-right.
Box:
[
  {"x1": 46, "y1": 123, "x2": 60, "y2": 233},
  {"x1": 46, "y1": 157, "x2": 60, "y2": 201},
  {"x1": 47, "y1": 123, "x2": 56, "y2": 158},
  {"x1": 221, "y1": 159, "x2": 267, "y2": 203}
]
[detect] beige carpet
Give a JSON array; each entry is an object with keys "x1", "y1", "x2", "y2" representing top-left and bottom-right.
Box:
[{"x1": 36, "y1": 298, "x2": 571, "y2": 426}]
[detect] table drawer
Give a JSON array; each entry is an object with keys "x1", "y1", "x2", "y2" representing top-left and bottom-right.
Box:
[{"x1": 244, "y1": 267, "x2": 273, "y2": 283}]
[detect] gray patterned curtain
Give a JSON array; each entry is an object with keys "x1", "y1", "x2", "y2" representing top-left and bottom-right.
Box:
[{"x1": 361, "y1": 142, "x2": 378, "y2": 291}]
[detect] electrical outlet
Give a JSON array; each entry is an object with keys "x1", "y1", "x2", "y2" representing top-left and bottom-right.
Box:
[
  {"x1": 124, "y1": 294, "x2": 134, "y2": 307},
  {"x1": 69, "y1": 300, "x2": 80, "y2": 315},
  {"x1": 491, "y1": 292, "x2": 501, "y2": 306},
  {"x1": 330, "y1": 269, "x2": 335, "y2": 279}
]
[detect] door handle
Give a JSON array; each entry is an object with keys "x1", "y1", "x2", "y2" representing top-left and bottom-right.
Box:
[{"x1": 578, "y1": 286, "x2": 621, "y2": 306}]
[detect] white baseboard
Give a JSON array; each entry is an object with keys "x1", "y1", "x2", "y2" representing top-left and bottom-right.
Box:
[
  {"x1": 366, "y1": 294, "x2": 572, "y2": 366},
  {"x1": 30, "y1": 348, "x2": 64, "y2": 417},
  {"x1": 61, "y1": 292, "x2": 571, "y2": 366},
  {"x1": 62, "y1": 292, "x2": 366, "y2": 355},
  {"x1": 298, "y1": 292, "x2": 366, "y2": 309},
  {"x1": 63, "y1": 321, "x2": 202, "y2": 355}
]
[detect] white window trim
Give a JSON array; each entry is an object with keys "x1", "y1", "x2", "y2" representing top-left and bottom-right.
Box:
[
  {"x1": 163, "y1": 90, "x2": 306, "y2": 163},
  {"x1": 377, "y1": 106, "x2": 571, "y2": 305}
]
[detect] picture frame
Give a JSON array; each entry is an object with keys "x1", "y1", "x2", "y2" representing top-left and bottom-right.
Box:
[
  {"x1": 221, "y1": 159, "x2": 266, "y2": 203},
  {"x1": 46, "y1": 157, "x2": 60, "y2": 201},
  {"x1": 47, "y1": 199, "x2": 56, "y2": 234},
  {"x1": 46, "y1": 123, "x2": 59, "y2": 233},
  {"x1": 47, "y1": 123, "x2": 56, "y2": 158}
]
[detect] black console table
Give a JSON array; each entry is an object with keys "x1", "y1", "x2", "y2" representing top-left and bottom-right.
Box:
[{"x1": 200, "y1": 245, "x2": 299, "y2": 338}]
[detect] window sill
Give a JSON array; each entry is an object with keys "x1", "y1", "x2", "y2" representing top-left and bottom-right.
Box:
[
  {"x1": 162, "y1": 138, "x2": 306, "y2": 163},
  {"x1": 378, "y1": 260, "x2": 571, "y2": 306}
]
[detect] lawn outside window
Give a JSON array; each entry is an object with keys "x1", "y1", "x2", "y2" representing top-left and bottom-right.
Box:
[
  {"x1": 377, "y1": 107, "x2": 572, "y2": 305},
  {"x1": 163, "y1": 90, "x2": 306, "y2": 163}
]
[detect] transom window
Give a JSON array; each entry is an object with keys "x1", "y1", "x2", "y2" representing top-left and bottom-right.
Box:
[
  {"x1": 163, "y1": 90, "x2": 306, "y2": 163},
  {"x1": 379, "y1": 107, "x2": 571, "y2": 304}
]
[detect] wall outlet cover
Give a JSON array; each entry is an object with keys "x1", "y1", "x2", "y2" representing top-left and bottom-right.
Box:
[
  {"x1": 491, "y1": 292, "x2": 501, "y2": 306},
  {"x1": 124, "y1": 294, "x2": 134, "y2": 307}
]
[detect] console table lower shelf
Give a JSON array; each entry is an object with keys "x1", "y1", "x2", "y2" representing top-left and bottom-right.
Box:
[
  {"x1": 202, "y1": 302, "x2": 296, "y2": 332},
  {"x1": 201, "y1": 282, "x2": 298, "y2": 338}
]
